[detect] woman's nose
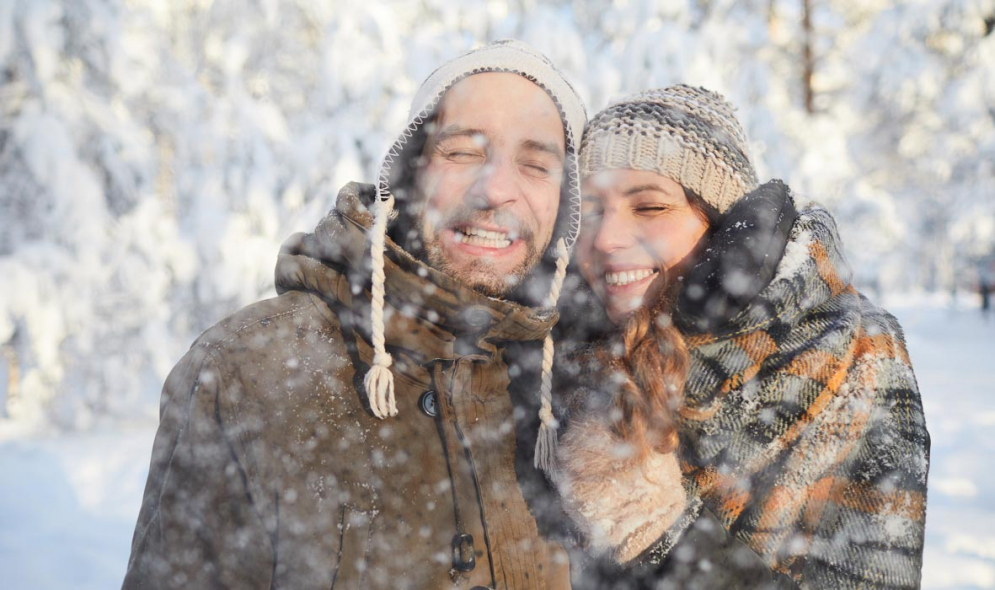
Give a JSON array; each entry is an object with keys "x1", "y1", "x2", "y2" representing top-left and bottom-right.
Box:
[{"x1": 592, "y1": 209, "x2": 636, "y2": 253}]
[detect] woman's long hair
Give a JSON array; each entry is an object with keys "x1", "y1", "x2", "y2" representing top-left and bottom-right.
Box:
[
  {"x1": 591, "y1": 187, "x2": 716, "y2": 460},
  {"x1": 597, "y1": 276, "x2": 689, "y2": 460}
]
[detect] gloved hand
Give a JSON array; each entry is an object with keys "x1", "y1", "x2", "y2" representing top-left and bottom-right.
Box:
[{"x1": 553, "y1": 414, "x2": 689, "y2": 564}]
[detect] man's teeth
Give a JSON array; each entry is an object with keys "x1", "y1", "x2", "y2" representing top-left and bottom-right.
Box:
[
  {"x1": 454, "y1": 227, "x2": 512, "y2": 249},
  {"x1": 605, "y1": 269, "x2": 658, "y2": 286}
]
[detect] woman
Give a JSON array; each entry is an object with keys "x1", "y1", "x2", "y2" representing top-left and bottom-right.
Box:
[{"x1": 552, "y1": 86, "x2": 928, "y2": 589}]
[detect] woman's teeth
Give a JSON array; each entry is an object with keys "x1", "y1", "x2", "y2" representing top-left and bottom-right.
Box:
[
  {"x1": 605, "y1": 269, "x2": 658, "y2": 286},
  {"x1": 454, "y1": 227, "x2": 512, "y2": 249}
]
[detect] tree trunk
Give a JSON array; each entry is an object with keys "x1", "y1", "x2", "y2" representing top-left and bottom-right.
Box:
[
  {"x1": 768, "y1": 0, "x2": 779, "y2": 36},
  {"x1": 1, "y1": 344, "x2": 17, "y2": 417},
  {"x1": 802, "y1": 0, "x2": 815, "y2": 113}
]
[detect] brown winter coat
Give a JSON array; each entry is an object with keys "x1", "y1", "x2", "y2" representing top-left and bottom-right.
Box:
[{"x1": 122, "y1": 183, "x2": 571, "y2": 589}]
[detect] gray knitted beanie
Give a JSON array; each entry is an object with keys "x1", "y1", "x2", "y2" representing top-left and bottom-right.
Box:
[{"x1": 579, "y1": 85, "x2": 758, "y2": 214}]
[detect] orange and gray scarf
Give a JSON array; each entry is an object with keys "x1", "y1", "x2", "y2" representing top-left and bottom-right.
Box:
[{"x1": 673, "y1": 197, "x2": 930, "y2": 588}]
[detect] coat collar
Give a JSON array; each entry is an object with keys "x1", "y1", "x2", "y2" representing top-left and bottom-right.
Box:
[{"x1": 275, "y1": 183, "x2": 558, "y2": 356}]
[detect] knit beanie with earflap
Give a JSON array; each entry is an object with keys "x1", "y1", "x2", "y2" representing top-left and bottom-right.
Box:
[
  {"x1": 579, "y1": 85, "x2": 758, "y2": 213},
  {"x1": 368, "y1": 40, "x2": 587, "y2": 473},
  {"x1": 579, "y1": 87, "x2": 802, "y2": 336}
]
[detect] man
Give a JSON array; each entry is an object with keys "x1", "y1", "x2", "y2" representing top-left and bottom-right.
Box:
[{"x1": 122, "y1": 40, "x2": 586, "y2": 589}]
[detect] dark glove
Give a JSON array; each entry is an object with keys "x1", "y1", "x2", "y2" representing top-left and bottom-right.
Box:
[
  {"x1": 676, "y1": 179, "x2": 798, "y2": 335},
  {"x1": 573, "y1": 508, "x2": 799, "y2": 590}
]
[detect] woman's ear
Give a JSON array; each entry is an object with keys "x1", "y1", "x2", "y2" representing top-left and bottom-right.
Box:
[{"x1": 675, "y1": 180, "x2": 798, "y2": 335}]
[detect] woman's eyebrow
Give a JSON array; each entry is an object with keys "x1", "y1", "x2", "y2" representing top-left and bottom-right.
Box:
[{"x1": 622, "y1": 184, "x2": 670, "y2": 196}]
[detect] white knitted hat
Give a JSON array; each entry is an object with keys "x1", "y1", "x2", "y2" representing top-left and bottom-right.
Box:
[
  {"x1": 579, "y1": 85, "x2": 758, "y2": 214},
  {"x1": 368, "y1": 40, "x2": 587, "y2": 472}
]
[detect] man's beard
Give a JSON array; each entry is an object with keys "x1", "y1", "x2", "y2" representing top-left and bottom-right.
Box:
[{"x1": 420, "y1": 204, "x2": 544, "y2": 298}]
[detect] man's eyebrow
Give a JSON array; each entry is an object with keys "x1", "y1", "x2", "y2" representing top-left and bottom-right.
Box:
[
  {"x1": 432, "y1": 125, "x2": 486, "y2": 144},
  {"x1": 521, "y1": 139, "x2": 564, "y2": 163}
]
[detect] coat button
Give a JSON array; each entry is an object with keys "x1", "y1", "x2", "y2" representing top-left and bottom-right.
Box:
[
  {"x1": 418, "y1": 390, "x2": 438, "y2": 417},
  {"x1": 452, "y1": 533, "x2": 476, "y2": 572}
]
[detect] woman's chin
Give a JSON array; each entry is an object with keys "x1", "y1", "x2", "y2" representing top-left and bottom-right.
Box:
[
  {"x1": 606, "y1": 298, "x2": 645, "y2": 325},
  {"x1": 603, "y1": 275, "x2": 672, "y2": 325}
]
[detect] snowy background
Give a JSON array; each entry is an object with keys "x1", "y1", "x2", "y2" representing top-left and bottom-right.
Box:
[{"x1": 0, "y1": 0, "x2": 993, "y2": 587}]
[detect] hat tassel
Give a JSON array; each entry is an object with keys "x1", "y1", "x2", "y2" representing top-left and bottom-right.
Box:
[
  {"x1": 534, "y1": 237, "x2": 569, "y2": 473},
  {"x1": 365, "y1": 195, "x2": 397, "y2": 418}
]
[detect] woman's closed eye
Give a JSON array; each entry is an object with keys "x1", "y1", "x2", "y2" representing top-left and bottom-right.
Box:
[
  {"x1": 634, "y1": 204, "x2": 670, "y2": 216},
  {"x1": 581, "y1": 204, "x2": 603, "y2": 221}
]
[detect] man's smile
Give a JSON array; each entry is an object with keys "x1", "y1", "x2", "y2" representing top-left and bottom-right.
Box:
[{"x1": 452, "y1": 224, "x2": 514, "y2": 249}]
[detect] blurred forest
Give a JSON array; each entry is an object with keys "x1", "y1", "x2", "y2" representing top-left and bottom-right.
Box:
[{"x1": 0, "y1": 0, "x2": 993, "y2": 429}]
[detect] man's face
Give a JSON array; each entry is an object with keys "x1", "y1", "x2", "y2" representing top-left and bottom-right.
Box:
[{"x1": 415, "y1": 72, "x2": 565, "y2": 298}]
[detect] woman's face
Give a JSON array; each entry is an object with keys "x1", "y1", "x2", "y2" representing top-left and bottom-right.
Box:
[{"x1": 577, "y1": 169, "x2": 709, "y2": 324}]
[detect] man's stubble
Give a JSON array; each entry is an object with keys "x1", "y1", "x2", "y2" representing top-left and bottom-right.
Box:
[{"x1": 417, "y1": 202, "x2": 546, "y2": 299}]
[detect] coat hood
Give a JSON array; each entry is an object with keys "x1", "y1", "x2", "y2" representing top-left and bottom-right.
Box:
[{"x1": 376, "y1": 39, "x2": 587, "y2": 260}]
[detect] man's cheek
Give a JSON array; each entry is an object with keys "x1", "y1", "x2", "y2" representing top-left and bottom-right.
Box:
[
  {"x1": 423, "y1": 206, "x2": 446, "y2": 232},
  {"x1": 537, "y1": 202, "x2": 560, "y2": 243},
  {"x1": 417, "y1": 166, "x2": 449, "y2": 204}
]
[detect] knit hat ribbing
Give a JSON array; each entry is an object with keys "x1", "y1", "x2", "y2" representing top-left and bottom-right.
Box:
[
  {"x1": 368, "y1": 40, "x2": 587, "y2": 473},
  {"x1": 579, "y1": 85, "x2": 758, "y2": 214}
]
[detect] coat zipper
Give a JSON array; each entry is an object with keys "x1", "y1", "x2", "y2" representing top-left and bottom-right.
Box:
[{"x1": 431, "y1": 358, "x2": 497, "y2": 587}]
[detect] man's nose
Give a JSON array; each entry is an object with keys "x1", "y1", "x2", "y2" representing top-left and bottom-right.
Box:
[
  {"x1": 593, "y1": 209, "x2": 636, "y2": 253},
  {"x1": 466, "y1": 157, "x2": 518, "y2": 210}
]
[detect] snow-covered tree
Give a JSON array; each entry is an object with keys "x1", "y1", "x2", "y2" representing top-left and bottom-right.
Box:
[{"x1": 0, "y1": 0, "x2": 991, "y2": 429}]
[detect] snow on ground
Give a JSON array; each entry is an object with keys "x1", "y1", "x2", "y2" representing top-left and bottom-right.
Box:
[
  {"x1": 0, "y1": 294, "x2": 992, "y2": 589},
  {"x1": 889, "y1": 294, "x2": 995, "y2": 589},
  {"x1": 0, "y1": 419, "x2": 157, "y2": 590}
]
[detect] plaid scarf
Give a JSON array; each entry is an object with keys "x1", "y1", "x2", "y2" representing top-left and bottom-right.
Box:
[{"x1": 677, "y1": 205, "x2": 930, "y2": 588}]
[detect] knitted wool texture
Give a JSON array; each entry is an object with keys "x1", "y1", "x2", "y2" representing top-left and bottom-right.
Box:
[
  {"x1": 579, "y1": 85, "x2": 759, "y2": 213},
  {"x1": 645, "y1": 203, "x2": 931, "y2": 587}
]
